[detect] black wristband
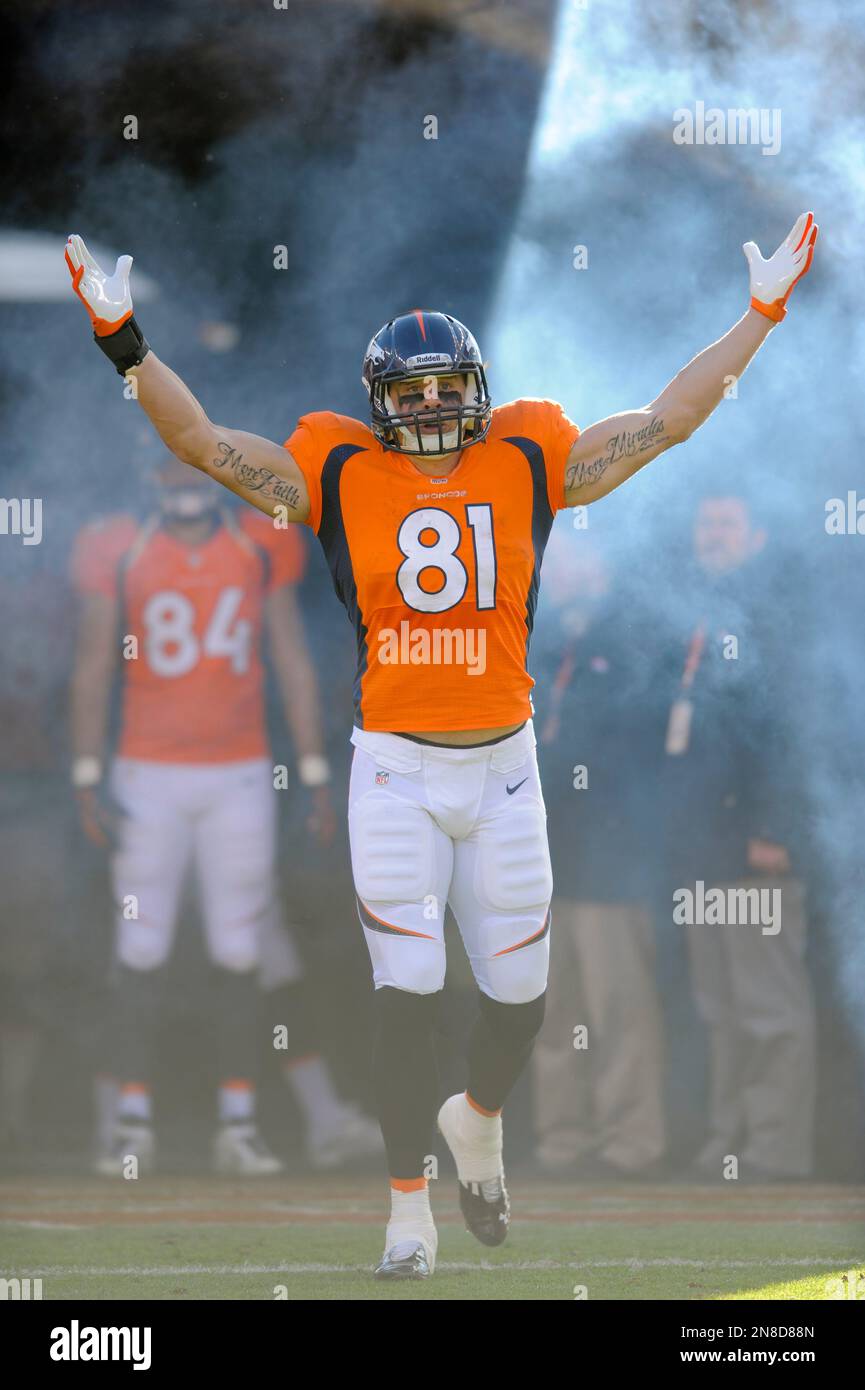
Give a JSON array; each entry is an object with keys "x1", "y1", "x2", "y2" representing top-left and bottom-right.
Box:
[{"x1": 93, "y1": 315, "x2": 150, "y2": 376}]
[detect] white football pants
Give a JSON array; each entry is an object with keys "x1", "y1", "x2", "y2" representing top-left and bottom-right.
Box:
[
  {"x1": 348, "y1": 722, "x2": 552, "y2": 1003},
  {"x1": 109, "y1": 756, "x2": 302, "y2": 983}
]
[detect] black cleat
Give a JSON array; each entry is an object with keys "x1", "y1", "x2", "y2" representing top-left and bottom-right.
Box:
[
  {"x1": 373, "y1": 1240, "x2": 432, "y2": 1281},
  {"x1": 458, "y1": 1174, "x2": 510, "y2": 1247}
]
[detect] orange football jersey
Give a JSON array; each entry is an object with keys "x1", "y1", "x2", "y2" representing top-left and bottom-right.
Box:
[
  {"x1": 71, "y1": 508, "x2": 305, "y2": 762},
  {"x1": 285, "y1": 398, "x2": 579, "y2": 731}
]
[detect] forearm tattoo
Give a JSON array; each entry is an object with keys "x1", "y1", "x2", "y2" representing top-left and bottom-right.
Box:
[
  {"x1": 211, "y1": 441, "x2": 302, "y2": 512},
  {"x1": 565, "y1": 415, "x2": 667, "y2": 495}
]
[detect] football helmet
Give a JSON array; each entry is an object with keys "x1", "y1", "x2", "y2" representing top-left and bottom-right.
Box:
[{"x1": 361, "y1": 310, "x2": 492, "y2": 457}]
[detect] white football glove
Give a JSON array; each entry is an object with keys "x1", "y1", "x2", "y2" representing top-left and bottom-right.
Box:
[
  {"x1": 65, "y1": 233, "x2": 150, "y2": 372},
  {"x1": 743, "y1": 212, "x2": 818, "y2": 323},
  {"x1": 65, "y1": 234, "x2": 134, "y2": 334}
]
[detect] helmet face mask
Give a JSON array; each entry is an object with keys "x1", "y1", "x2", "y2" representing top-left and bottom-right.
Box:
[
  {"x1": 379, "y1": 370, "x2": 483, "y2": 457},
  {"x1": 362, "y1": 311, "x2": 492, "y2": 458}
]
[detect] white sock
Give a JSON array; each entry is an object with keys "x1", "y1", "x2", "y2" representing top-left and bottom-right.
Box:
[
  {"x1": 389, "y1": 1184, "x2": 433, "y2": 1227},
  {"x1": 219, "y1": 1082, "x2": 255, "y2": 1124},
  {"x1": 441, "y1": 1093, "x2": 503, "y2": 1183},
  {"x1": 386, "y1": 1184, "x2": 436, "y2": 1264},
  {"x1": 461, "y1": 1094, "x2": 503, "y2": 1147},
  {"x1": 283, "y1": 1055, "x2": 345, "y2": 1131}
]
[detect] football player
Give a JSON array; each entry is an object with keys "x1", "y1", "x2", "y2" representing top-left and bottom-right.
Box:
[
  {"x1": 65, "y1": 213, "x2": 817, "y2": 1273},
  {"x1": 71, "y1": 456, "x2": 379, "y2": 1175}
]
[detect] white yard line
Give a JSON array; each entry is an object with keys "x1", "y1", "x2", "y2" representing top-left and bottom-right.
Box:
[{"x1": 12, "y1": 1256, "x2": 864, "y2": 1278}]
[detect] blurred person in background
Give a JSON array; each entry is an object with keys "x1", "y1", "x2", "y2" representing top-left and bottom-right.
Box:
[
  {"x1": 660, "y1": 494, "x2": 816, "y2": 1181},
  {"x1": 531, "y1": 528, "x2": 667, "y2": 1179},
  {"x1": 0, "y1": 543, "x2": 75, "y2": 1171},
  {"x1": 70, "y1": 456, "x2": 380, "y2": 1175}
]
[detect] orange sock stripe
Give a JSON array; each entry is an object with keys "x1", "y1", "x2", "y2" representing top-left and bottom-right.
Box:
[
  {"x1": 465, "y1": 1091, "x2": 501, "y2": 1118},
  {"x1": 390, "y1": 1176, "x2": 428, "y2": 1193},
  {"x1": 221, "y1": 1078, "x2": 254, "y2": 1091},
  {"x1": 119, "y1": 1082, "x2": 150, "y2": 1096}
]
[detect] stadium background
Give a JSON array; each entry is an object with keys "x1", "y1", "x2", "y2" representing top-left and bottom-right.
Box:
[{"x1": 0, "y1": 0, "x2": 863, "y2": 1186}]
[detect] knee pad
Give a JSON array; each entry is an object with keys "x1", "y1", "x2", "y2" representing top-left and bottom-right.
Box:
[
  {"x1": 209, "y1": 934, "x2": 259, "y2": 974},
  {"x1": 204, "y1": 909, "x2": 261, "y2": 973},
  {"x1": 361, "y1": 909, "x2": 446, "y2": 994},
  {"x1": 477, "y1": 988, "x2": 547, "y2": 1045},
  {"x1": 117, "y1": 919, "x2": 175, "y2": 972}
]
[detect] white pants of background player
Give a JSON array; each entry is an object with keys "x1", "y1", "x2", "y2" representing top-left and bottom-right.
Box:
[
  {"x1": 348, "y1": 722, "x2": 552, "y2": 1004},
  {"x1": 109, "y1": 756, "x2": 301, "y2": 983}
]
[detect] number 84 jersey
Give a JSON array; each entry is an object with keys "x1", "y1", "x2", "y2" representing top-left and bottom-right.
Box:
[
  {"x1": 286, "y1": 398, "x2": 580, "y2": 732},
  {"x1": 71, "y1": 509, "x2": 304, "y2": 761}
]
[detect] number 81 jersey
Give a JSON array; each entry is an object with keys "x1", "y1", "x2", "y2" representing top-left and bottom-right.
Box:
[{"x1": 285, "y1": 398, "x2": 580, "y2": 732}]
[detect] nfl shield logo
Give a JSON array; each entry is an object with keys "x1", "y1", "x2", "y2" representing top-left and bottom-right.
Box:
[{"x1": 375, "y1": 769, "x2": 390, "y2": 786}]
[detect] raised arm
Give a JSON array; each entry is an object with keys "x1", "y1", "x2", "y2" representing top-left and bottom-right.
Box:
[
  {"x1": 64, "y1": 235, "x2": 310, "y2": 523},
  {"x1": 563, "y1": 212, "x2": 818, "y2": 507},
  {"x1": 130, "y1": 352, "x2": 310, "y2": 521}
]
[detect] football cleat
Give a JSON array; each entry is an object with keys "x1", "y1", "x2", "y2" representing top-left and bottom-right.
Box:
[
  {"x1": 457, "y1": 1175, "x2": 511, "y2": 1248},
  {"x1": 94, "y1": 1121, "x2": 155, "y2": 1178},
  {"x1": 373, "y1": 1239, "x2": 432, "y2": 1281},
  {"x1": 307, "y1": 1104, "x2": 384, "y2": 1171},
  {"x1": 212, "y1": 1123, "x2": 284, "y2": 1176},
  {"x1": 437, "y1": 1092, "x2": 510, "y2": 1247}
]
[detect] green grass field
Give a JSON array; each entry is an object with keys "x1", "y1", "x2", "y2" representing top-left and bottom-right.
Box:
[{"x1": 2, "y1": 1176, "x2": 863, "y2": 1301}]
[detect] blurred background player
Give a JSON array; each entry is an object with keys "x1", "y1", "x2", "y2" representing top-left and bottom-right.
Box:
[
  {"x1": 70, "y1": 455, "x2": 379, "y2": 1174},
  {"x1": 531, "y1": 529, "x2": 667, "y2": 1178},
  {"x1": 659, "y1": 494, "x2": 816, "y2": 1180}
]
